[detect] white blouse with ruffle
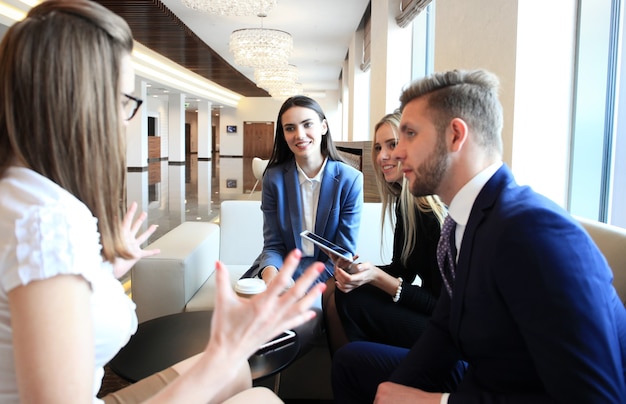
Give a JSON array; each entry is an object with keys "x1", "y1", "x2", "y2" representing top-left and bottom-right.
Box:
[{"x1": 0, "y1": 167, "x2": 137, "y2": 403}]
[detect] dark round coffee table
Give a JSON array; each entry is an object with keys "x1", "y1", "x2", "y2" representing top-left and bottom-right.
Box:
[{"x1": 108, "y1": 310, "x2": 300, "y2": 383}]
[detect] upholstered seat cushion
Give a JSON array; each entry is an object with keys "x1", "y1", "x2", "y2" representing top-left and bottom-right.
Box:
[
  {"x1": 185, "y1": 265, "x2": 249, "y2": 312},
  {"x1": 576, "y1": 216, "x2": 626, "y2": 304},
  {"x1": 131, "y1": 221, "x2": 220, "y2": 322}
]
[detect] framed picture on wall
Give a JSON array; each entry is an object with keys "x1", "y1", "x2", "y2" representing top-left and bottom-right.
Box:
[{"x1": 226, "y1": 125, "x2": 237, "y2": 134}]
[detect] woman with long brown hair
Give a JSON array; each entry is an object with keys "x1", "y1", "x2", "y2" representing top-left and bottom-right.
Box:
[{"x1": 242, "y1": 95, "x2": 363, "y2": 285}]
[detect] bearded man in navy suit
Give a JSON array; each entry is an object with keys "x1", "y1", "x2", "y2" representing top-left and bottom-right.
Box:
[{"x1": 331, "y1": 69, "x2": 626, "y2": 403}]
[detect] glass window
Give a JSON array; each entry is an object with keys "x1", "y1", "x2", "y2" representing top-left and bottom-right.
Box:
[
  {"x1": 569, "y1": 0, "x2": 624, "y2": 227},
  {"x1": 411, "y1": 3, "x2": 435, "y2": 80}
]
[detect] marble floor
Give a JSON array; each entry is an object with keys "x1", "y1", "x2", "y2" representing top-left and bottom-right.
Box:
[
  {"x1": 118, "y1": 154, "x2": 260, "y2": 290},
  {"x1": 129, "y1": 154, "x2": 261, "y2": 243}
]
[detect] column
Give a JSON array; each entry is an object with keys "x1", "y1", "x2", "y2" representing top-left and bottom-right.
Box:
[
  {"x1": 197, "y1": 159, "x2": 213, "y2": 219},
  {"x1": 126, "y1": 78, "x2": 148, "y2": 168},
  {"x1": 126, "y1": 170, "x2": 149, "y2": 228},
  {"x1": 168, "y1": 164, "x2": 186, "y2": 225},
  {"x1": 197, "y1": 100, "x2": 212, "y2": 160},
  {"x1": 168, "y1": 92, "x2": 186, "y2": 163},
  {"x1": 434, "y1": 0, "x2": 576, "y2": 206}
]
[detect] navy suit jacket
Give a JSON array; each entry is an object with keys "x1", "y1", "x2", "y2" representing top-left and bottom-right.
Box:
[
  {"x1": 243, "y1": 158, "x2": 363, "y2": 283},
  {"x1": 390, "y1": 165, "x2": 626, "y2": 403}
]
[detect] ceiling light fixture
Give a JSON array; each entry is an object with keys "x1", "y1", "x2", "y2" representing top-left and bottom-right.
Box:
[
  {"x1": 254, "y1": 64, "x2": 298, "y2": 91},
  {"x1": 181, "y1": 0, "x2": 277, "y2": 16},
  {"x1": 230, "y1": 28, "x2": 292, "y2": 68},
  {"x1": 229, "y1": 12, "x2": 292, "y2": 68},
  {"x1": 268, "y1": 82, "x2": 303, "y2": 99}
]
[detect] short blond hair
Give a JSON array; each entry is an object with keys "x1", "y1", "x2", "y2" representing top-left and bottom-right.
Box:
[{"x1": 400, "y1": 69, "x2": 503, "y2": 157}]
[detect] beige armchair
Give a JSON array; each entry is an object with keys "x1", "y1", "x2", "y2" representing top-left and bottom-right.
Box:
[{"x1": 576, "y1": 216, "x2": 626, "y2": 304}]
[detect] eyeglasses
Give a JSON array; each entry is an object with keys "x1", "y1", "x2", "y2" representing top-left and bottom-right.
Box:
[{"x1": 122, "y1": 93, "x2": 143, "y2": 121}]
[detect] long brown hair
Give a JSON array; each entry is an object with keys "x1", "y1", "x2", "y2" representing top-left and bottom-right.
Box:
[{"x1": 0, "y1": 0, "x2": 134, "y2": 263}]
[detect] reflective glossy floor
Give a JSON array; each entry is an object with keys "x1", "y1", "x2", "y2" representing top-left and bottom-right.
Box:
[{"x1": 128, "y1": 154, "x2": 261, "y2": 243}]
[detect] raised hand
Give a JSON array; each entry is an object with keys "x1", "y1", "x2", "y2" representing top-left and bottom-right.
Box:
[
  {"x1": 111, "y1": 201, "x2": 160, "y2": 278},
  {"x1": 207, "y1": 249, "x2": 325, "y2": 362}
]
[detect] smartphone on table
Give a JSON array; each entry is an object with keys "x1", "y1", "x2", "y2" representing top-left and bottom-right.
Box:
[{"x1": 256, "y1": 329, "x2": 296, "y2": 354}]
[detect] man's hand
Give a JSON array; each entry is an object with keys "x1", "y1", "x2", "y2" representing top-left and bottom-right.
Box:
[{"x1": 374, "y1": 381, "x2": 443, "y2": 404}]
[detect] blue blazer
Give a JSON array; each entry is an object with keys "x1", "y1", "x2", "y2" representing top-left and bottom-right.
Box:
[
  {"x1": 242, "y1": 158, "x2": 363, "y2": 283},
  {"x1": 390, "y1": 165, "x2": 626, "y2": 402}
]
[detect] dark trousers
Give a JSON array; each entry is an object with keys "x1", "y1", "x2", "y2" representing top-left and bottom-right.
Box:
[
  {"x1": 331, "y1": 341, "x2": 409, "y2": 403},
  {"x1": 331, "y1": 341, "x2": 466, "y2": 403}
]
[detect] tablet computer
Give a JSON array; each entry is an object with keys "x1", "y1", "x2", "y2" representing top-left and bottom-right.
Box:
[{"x1": 300, "y1": 230, "x2": 355, "y2": 268}]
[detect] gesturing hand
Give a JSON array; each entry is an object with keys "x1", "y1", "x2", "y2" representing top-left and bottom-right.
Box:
[
  {"x1": 111, "y1": 201, "x2": 160, "y2": 278},
  {"x1": 206, "y1": 249, "x2": 325, "y2": 364}
]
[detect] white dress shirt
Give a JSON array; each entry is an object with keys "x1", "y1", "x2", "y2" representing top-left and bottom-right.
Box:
[
  {"x1": 439, "y1": 161, "x2": 502, "y2": 403},
  {"x1": 296, "y1": 158, "x2": 327, "y2": 256},
  {"x1": 446, "y1": 161, "x2": 503, "y2": 261}
]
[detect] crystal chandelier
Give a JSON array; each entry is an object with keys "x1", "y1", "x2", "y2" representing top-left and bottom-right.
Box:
[
  {"x1": 254, "y1": 65, "x2": 298, "y2": 90},
  {"x1": 268, "y1": 82, "x2": 303, "y2": 99},
  {"x1": 181, "y1": 0, "x2": 277, "y2": 16},
  {"x1": 230, "y1": 27, "x2": 293, "y2": 68}
]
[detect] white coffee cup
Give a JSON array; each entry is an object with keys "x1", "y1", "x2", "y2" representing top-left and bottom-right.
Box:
[{"x1": 235, "y1": 278, "x2": 267, "y2": 298}]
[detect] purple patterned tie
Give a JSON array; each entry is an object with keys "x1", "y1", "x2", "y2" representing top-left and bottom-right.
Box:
[{"x1": 437, "y1": 215, "x2": 457, "y2": 297}]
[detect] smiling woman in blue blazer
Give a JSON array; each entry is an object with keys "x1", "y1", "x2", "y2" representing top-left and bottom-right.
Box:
[{"x1": 242, "y1": 96, "x2": 363, "y2": 285}]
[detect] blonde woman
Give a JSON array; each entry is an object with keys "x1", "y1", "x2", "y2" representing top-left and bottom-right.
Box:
[{"x1": 329, "y1": 112, "x2": 446, "y2": 350}]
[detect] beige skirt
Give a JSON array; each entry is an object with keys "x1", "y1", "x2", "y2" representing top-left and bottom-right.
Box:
[
  {"x1": 102, "y1": 368, "x2": 179, "y2": 404},
  {"x1": 102, "y1": 367, "x2": 283, "y2": 404}
]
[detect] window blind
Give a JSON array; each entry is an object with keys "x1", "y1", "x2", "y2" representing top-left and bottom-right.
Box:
[{"x1": 396, "y1": 0, "x2": 433, "y2": 27}]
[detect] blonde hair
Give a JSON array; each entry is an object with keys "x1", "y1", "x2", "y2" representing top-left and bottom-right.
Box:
[
  {"x1": 371, "y1": 112, "x2": 446, "y2": 266},
  {"x1": 0, "y1": 0, "x2": 134, "y2": 263}
]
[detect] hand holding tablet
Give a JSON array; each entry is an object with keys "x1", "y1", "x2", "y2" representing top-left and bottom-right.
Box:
[{"x1": 300, "y1": 230, "x2": 357, "y2": 273}]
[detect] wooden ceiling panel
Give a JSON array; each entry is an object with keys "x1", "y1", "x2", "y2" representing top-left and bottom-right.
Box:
[{"x1": 95, "y1": 0, "x2": 269, "y2": 97}]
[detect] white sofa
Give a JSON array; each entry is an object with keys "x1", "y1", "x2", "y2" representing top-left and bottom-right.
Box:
[
  {"x1": 182, "y1": 200, "x2": 393, "y2": 313},
  {"x1": 131, "y1": 221, "x2": 220, "y2": 322}
]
